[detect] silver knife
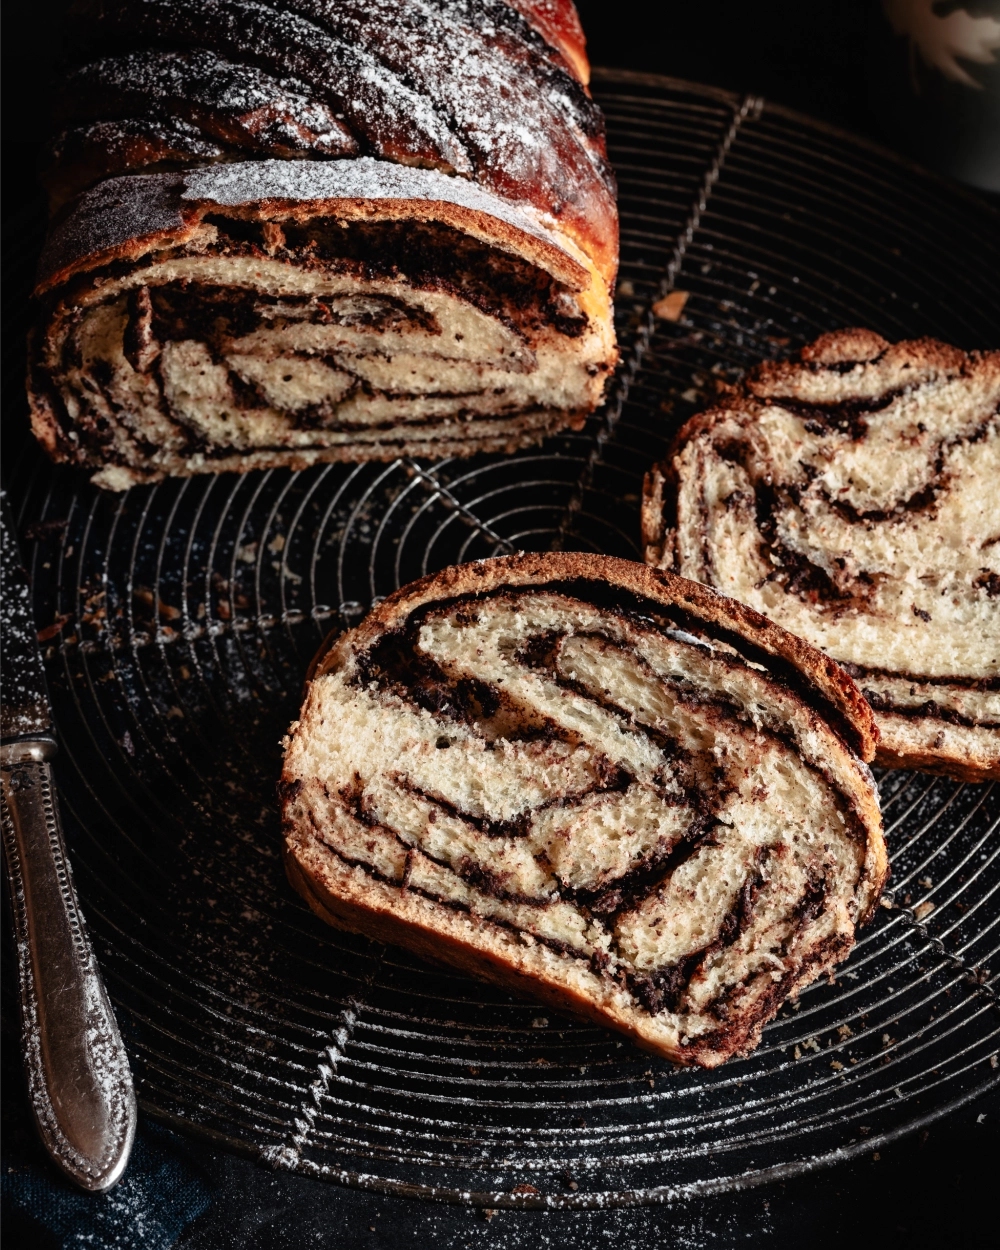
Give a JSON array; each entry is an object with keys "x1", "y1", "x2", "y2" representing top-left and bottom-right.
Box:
[{"x1": 1, "y1": 493, "x2": 136, "y2": 1192}]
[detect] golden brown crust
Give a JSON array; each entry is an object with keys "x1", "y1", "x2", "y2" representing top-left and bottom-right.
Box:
[
  {"x1": 874, "y1": 721, "x2": 1000, "y2": 783},
  {"x1": 283, "y1": 837, "x2": 687, "y2": 1061},
  {"x1": 874, "y1": 746, "x2": 998, "y2": 783},
  {"x1": 507, "y1": 0, "x2": 591, "y2": 85},
  {"x1": 744, "y1": 331, "x2": 977, "y2": 399},
  {"x1": 798, "y1": 328, "x2": 889, "y2": 365},
  {"x1": 34, "y1": 163, "x2": 601, "y2": 298}
]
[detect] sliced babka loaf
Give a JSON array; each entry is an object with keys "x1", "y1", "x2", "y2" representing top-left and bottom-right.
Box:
[
  {"x1": 281, "y1": 553, "x2": 886, "y2": 1067},
  {"x1": 643, "y1": 331, "x2": 1000, "y2": 782},
  {"x1": 28, "y1": 0, "x2": 617, "y2": 489}
]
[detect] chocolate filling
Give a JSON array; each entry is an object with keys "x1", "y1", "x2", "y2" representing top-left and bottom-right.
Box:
[
  {"x1": 629, "y1": 846, "x2": 768, "y2": 1015},
  {"x1": 354, "y1": 585, "x2": 875, "y2": 816},
  {"x1": 861, "y1": 688, "x2": 1000, "y2": 729},
  {"x1": 763, "y1": 386, "x2": 910, "y2": 440}
]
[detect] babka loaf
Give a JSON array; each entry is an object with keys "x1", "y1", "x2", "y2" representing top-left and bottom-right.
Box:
[
  {"x1": 642, "y1": 330, "x2": 1000, "y2": 782},
  {"x1": 28, "y1": 1, "x2": 617, "y2": 490},
  {"x1": 281, "y1": 553, "x2": 886, "y2": 1067}
]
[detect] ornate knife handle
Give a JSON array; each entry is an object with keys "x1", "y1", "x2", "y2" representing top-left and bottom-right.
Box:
[{"x1": 1, "y1": 738, "x2": 136, "y2": 1191}]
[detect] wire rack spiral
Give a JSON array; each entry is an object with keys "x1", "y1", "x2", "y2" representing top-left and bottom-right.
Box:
[{"x1": 4, "y1": 73, "x2": 999, "y2": 1207}]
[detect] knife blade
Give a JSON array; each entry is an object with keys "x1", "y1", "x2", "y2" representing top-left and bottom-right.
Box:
[
  {"x1": 1, "y1": 492, "x2": 136, "y2": 1192},
  {"x1": 1, "y1": 501, "x2": 52, "y2": 741}
]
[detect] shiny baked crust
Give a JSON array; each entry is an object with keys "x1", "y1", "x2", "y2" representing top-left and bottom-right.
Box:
[
  {"x1": 642, "y1": 330, "x2": 1000, "y2": 781},
  {"x1": 49, "y1": 0, "x2": 616, "y2": 282},
  {"x1": 281, "y1": 552, "x2": 886, "y2": 1067}
]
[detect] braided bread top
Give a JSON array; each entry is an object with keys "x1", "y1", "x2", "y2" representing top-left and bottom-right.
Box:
[{"x1": 50, "y1": 0, "x2": 616, "y2": 285}]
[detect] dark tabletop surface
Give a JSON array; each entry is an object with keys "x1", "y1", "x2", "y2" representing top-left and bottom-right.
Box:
[
  {"x1": 2, "y1": 3, "x2": 999, "y2": 1247},
  {"x1": 3, "y1": 1023, "x2": 997, "y2": 1250}
]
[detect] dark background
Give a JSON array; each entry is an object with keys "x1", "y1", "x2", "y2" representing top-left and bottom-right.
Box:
[
  {"x1": 2, "y1": 2, "x2": 999, "y2": 1247},
  {"x1": 576, "y1": 0, "x2": 884, "y2": 141}
]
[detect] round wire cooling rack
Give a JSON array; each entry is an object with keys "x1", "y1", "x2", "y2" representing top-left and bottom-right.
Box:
[{"x1": 3, "y1": 72, "x2": 1000, "y2": 1208}]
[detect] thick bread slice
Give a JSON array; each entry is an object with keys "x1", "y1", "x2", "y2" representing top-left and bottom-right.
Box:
[
  {"x1": 643, "y1": 330, "x2": 1000, "y2": 782},
  {"x1": 281, "y1": 553, "x2": 886, "y2": 1068}
]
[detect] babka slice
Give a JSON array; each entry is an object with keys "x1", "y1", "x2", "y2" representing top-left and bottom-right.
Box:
[
  {"x1": 643, "y1": 331, "x2": 1000, "y2": 782},
  {"x1": 281, "y1": 553, "x2": 886, "y2": 1067}
]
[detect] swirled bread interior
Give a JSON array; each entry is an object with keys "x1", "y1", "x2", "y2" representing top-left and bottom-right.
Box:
[
  {"x1": 30, "y1": 164, "x2": 615, "y2": 491},
  {"x1": 643, "y1": 331, "x2": 1000, "y2": 781},
  {"x1": 281, "y1": 555, "x2": 885, "y2": 1067}
]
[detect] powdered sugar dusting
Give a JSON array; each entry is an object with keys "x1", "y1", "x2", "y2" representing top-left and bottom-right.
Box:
[
  {"x1": 50, "y1": 116, "x2": 224, "y2": 167},
  {"x1": 37, "y1": 174, "x2": 191, "y2": 292},
  {"x1": 183, "y1": 157, "x2": 567, "y2": 249},
  {"x1": 59, "y1": 49, "x2": 357, "y2": 156},
  {"x1": 38, "y1": 159, "x2": 587, "y2": 292},
  {"x1": 58, "y1": 0, "x2": 615, "y2": 266}
]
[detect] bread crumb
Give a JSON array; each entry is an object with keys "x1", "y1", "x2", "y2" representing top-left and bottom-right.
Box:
[
  {"x1": 652, "y1": 290, "x2": 689, "y2": 321},
  {"x1": 913, "y1": 900, "x2": 935, "y2": 920},
  {"x1": 830, "y1": 1060, "x2": 844, "y2": 1070}
]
